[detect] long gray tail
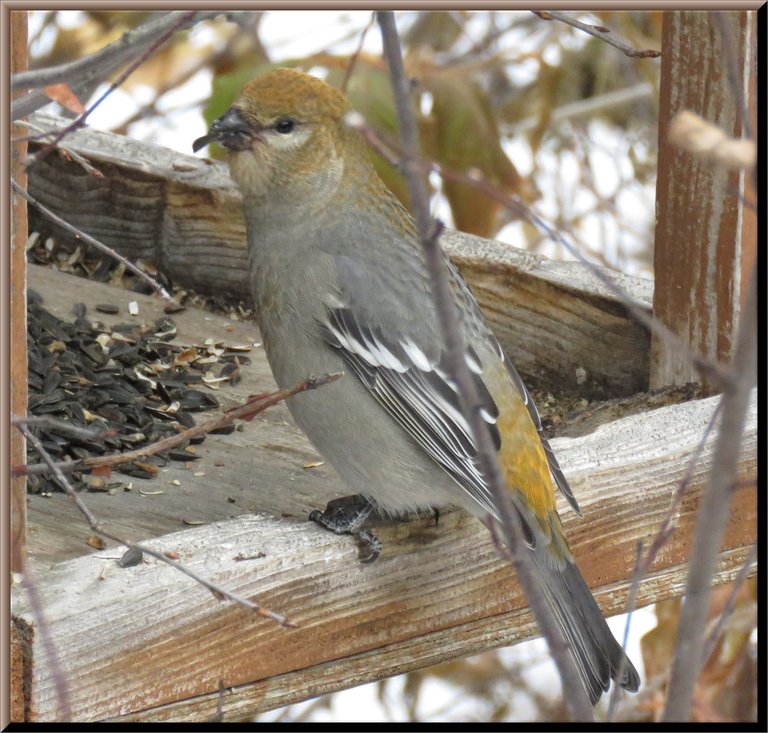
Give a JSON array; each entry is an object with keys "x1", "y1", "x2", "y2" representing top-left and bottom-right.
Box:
[{"x1": 532, "y1": 546, "x2": 641, "y2": 705}]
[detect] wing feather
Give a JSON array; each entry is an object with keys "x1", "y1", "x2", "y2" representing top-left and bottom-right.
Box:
[
  {"x1": 323, "y1": 306, "x2": 498, "y2": 516},
  {"x1": 323, "y1": 300, "x2": 579, "y2": 519}
]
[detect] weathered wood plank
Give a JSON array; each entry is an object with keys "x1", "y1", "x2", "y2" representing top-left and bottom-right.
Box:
[
  {"x1": 11, "y1": 10, "x2": 29, "y2": 578},
  {"x1": 12, "y1": 388, "x2": 757, "y2": 721},
  {"x1": 652, "y1": 11, "x2": 757, "y2": 391},
  {"x1": 27, "y1": 112, "x2": 652, "y2": 398},
  {"x1": 111, "y1": 546, "x2": 754, "y2": 723}
]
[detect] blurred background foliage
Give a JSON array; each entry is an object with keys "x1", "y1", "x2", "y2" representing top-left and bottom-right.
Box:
[
  {"x1": 30, "y1": 9, "x2": 662, "y2": 273},
  {"x1": 26, "y1": 9, "x2": 756, "y2": 723}
]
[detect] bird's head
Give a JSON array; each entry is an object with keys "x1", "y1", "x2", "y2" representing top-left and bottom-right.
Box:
[{"x1": 194, "y1": 68, "x2": 364, "y2": 203}]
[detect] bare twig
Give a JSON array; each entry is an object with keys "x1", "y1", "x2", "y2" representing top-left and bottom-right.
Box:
[
  {"x1": 532, "y1": 11, "x2": 661, "y2": 58},
  {"x1": 713, "y1": 12, "x2": 753, "y2": 142},
  {"x1": 635, "y1": 400, "x2": 723, "y2": 574},
  {"x1": 711, "y1": 11, "x2": 757, "y2": 198},
  {"x1": 663, "y1": 266, "x2": 757, "y2": 721},
  {"x1": 341, "y1": 12, "x2": 376, "y2": 93},
  {"x1": 446, "y1": 14, "x2": 519, "y2": 63},
  {"x1": 701, "y1": 542, "x2": 757, "y2": 665},
  {"x1": 109, "y1": 23, "x2": 251, "y2": 136},
  {"x1": 603, "y1": 389, "x2": 731, "y2": 721},
  {"x1": 21, "y1": 571, "x2": 72, "y2": 720},
  {"x1": 27, "y1": 10, "x2": 57, "y2": 49},
  {"x1": 607, "y1": 540, "x2": 643, "y2": 721},
  {"x1": 24, "y1": 12, "x2": 197, "y2": 167},
  {"x1": 12, "y1": 11, "x2": 223, "y2": 119},
  {"x1": 13, "y1": 373, "x2": 343, "y2": 478},
  {"x1": 11, "y1": 178, "x2": 172, "y2": 300},
  {"x1": 213, "y1": 679, "x2": 227, "y2": 722},
  {"x1": 14, "y1": 415, "x2": 115, "y2": 442},
  {"x1": 509, "y1": 82, "x2": 655, "y2": 135},
  {"x1": 14, "y1": 12, "x2": 188, "y2": 90},
  {"x1": 376, "y1": 11, "x2": 593, "y2": 721},
  {"x1": 15, "y1": 419, "x2": 296, "y2": 627},
  {"x1": 662, "y1": 11, "x2": 757, "y2": 719},
  {"x1": 13, "y1": 119, "x2": 104, "y2": 177}
]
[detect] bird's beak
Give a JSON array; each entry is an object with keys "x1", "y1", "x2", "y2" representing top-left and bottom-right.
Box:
[{"x1": 192, "y1": 107, "x2": 254, "y2": 153}]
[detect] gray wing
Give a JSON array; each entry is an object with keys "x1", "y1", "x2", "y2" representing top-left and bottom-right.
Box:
[
  {"x1": 322, "y1": 304, "x2": 501, "y2": 518},
  {"x1": 325, "y1": 250, "x2": 580, "y2": 516}
]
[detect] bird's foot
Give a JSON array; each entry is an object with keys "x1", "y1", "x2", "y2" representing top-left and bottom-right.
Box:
[{"x1": 309, "y1": 494, "x2": 383, "y2": 563}]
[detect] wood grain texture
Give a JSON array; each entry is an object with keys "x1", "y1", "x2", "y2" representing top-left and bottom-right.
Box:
[
  {"x1": 12, "y1": 387, "x2": 756, "y2": 722},
  {"x1": 110, "y1": 547, "x2": 753, "y2": 723},
  {"x1": 10, "y1": 9, "x2": 29, "y2": 577},
  {"x1": 652, "y1": 11, "x2": 757, "y2": 390},
  {"x1": 26, "y1": 112, "x2": 652, "y2": 399},
  {"x1": 9, "y1": 13, "x2": 29, "y2": 725}
]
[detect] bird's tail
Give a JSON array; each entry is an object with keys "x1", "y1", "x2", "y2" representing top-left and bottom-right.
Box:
[{"x1": 531, "y1": 544, "x2": 641, "y2": 705}]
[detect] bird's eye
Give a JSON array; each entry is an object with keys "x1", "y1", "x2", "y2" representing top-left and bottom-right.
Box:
[{"x1": 274, "y1": 118, "x2": 296, "y2": 134}]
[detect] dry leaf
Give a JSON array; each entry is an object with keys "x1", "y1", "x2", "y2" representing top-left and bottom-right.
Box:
[{"x1": 44, "y1": 82, "x2": 86, "y2": 114}]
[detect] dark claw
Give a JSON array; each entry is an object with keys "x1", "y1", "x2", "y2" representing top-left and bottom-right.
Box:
[
  {"x1": 309, "y1": 494, "x2": 382, "y2": 563},
  {"x1": 356, "y1": 529, "x2": 382, "y2": 563}
]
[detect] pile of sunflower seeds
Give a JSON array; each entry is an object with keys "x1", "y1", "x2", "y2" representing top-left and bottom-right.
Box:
[{"x1": 26, "y1": 290, "x2": 250, "y2": 495}]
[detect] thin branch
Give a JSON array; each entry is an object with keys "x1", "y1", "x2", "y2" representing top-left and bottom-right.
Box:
[
  {"x1": 11, "y1": 178, "x2": 172, "y2": 300},
  {"x1": 213, "y1": 679, "x2": 226, "y2": 722},
  {"x1": 663, "y1": 266, "x2": 757, "y2": 721},
  {"x1": 109, "y1": 24, "x2": 250, "y2": 136},
  {"x1": 711, "y1": 11, "x2": 757, "y2": 230},
  {"x1": 447, "y1": 14, "x2": 520, "y2": 63},
  {"x1": 13, "y1": 119, "x2": 104, "y2": 177},
  {"x1": 606, "y1": 332, "x2": 737, "y2": 721},
  {"x1": 27, "y1": 10, "x2": 57, "y2": 50},
  {"x1": 376, "y1": 11, "x2": 593, "y2": 721},
  {"x1": 702, "y1": 542, "x2": 757, "y2": 666},
  {"x1": 15, "y1": 418, "x2": 299, "y2": 628},
  {"x1": 12, "y1": 11, "x2": 224, "y2": 118},
  {"x1": 532, "y1": 10, "x2": 661, "y2": 58},
  {"x1": 341, "y1": 12, "x2": 376, "y2": 93},
  {"x1": 14, "y1": 415, "x2": 115, "y2": 442},
  {"x1": 14, "y1": 373, "x2": 343, "y2": 478},
  {"x1": 509, "y1": 82, "x2": 655, "y2": 135},
  {"x1": 607, "y1": 540, "x2": 643, "y2": 721},
  {"x1": 14, "y1": 12, "x2": 186, "y2": 90},
  {"x1": 24, "y1": 11, "x2": 198, "y2": 168},
  {"x1": 635, "y1": 400, "x2": 723, "y2": 575},
  {"x1": 713, "y1": 11, "x2": 753, "y2": 142}
]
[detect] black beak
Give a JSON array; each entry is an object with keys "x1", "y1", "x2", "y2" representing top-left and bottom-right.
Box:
[{"x1": 192, "y1": 107, "x2": 254, "y2": 153}]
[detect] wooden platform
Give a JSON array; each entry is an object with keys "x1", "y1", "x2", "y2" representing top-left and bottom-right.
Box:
[{"x1": 13, "y1": 265, "x2": 757, "y2": 722}]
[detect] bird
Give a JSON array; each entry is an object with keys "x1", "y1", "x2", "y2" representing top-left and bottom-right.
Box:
[{"x1": 193, "y1": 66, "x2": 641, "y2": 706}]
